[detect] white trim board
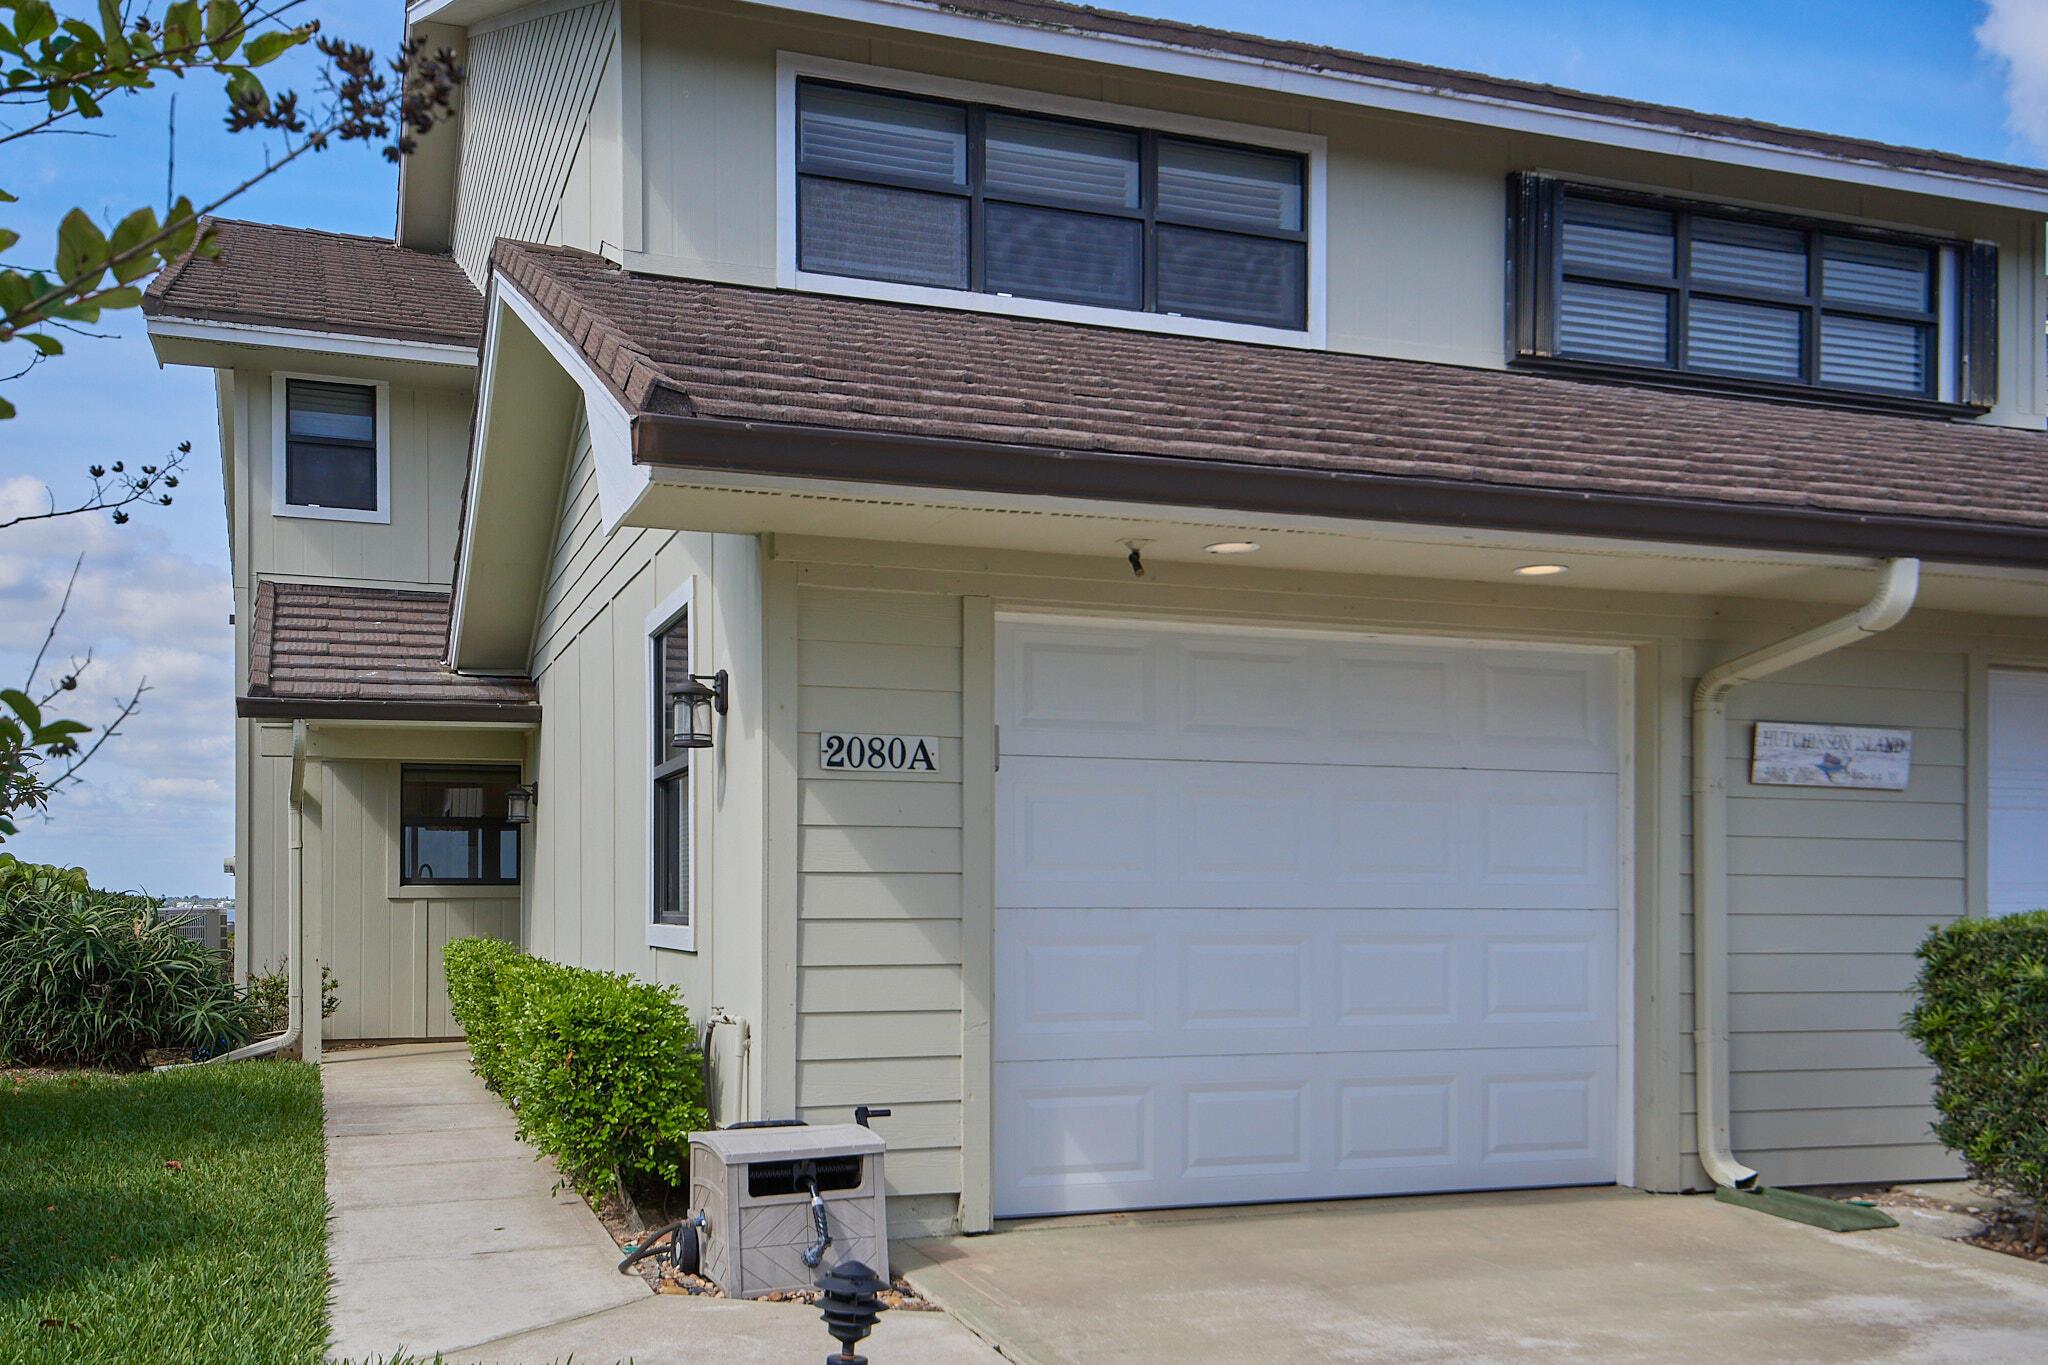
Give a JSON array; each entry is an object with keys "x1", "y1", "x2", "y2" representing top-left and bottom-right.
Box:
[
  {"x1": 148, "y1": 315, "x2": 479, "y2": 368},
  {"x1": 775, "y1": 53, "x2": 1329, "y2": 350},
  {"x1": 268, "y1": 372, "x2": 393, "y2": 525}
]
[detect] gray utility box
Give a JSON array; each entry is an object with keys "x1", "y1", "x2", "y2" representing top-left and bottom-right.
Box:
[{"x1": 689, "y1": 1124, "x2": 888, "y2": 1298}]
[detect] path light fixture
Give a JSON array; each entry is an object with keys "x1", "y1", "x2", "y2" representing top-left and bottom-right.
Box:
[
  {"x1": 818, "y1": 1258, "x2": 887, "y2": 1365},
  {"x1": 504, "y1": 783, "x2": 536, "y2": 825},
  {"x1": 669, "y1": 669, "x2": 729, "y2": 750}
]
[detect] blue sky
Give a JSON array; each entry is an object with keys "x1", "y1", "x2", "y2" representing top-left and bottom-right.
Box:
[{"x1": 2, "y1": 0, "x2": 2043, "y2": 895}]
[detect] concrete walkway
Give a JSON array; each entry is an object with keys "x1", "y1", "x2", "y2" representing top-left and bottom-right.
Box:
[
  {"x1": 323, "y1": 1042, "x2": 995, "y2": 1364},
  {"x1": 901, "y1": 1185, "x2": 2048, "y2": 1364}
]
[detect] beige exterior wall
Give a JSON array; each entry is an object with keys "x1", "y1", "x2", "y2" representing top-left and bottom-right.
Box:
[
  {"x1": 757, "y1": 537, "x2": 2048, "y2": 1231},
  {"x1": 621, "y1": 0, "x2": 2048, "y2": 426}
]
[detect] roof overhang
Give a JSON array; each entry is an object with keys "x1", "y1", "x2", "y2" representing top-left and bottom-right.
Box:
[
  {"x1": 239, "y1": 697, "x2": 541, "y2": 724},
  {"x1": 411, "y1": 0, "x2": 2048, "y2": 211},
  {"x1": 146, "y1": 313, "x2": 478, "y2": 377}
]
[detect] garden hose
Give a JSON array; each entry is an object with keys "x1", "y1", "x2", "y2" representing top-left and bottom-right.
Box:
[
  {"x1": 617, "y1": 1216, "x2": 702, "y2": 1278},
  {"x1": 802, "y1": 1171, "x2": 833, "y2": 1269}
]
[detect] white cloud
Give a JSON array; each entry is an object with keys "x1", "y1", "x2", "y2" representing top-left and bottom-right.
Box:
[
  {"x1": 1979, "y1": 0, "x2": 2048, "y2": 158},
  {"x1": 0, "y1": 475, "x2": 234, "y2": 894}
]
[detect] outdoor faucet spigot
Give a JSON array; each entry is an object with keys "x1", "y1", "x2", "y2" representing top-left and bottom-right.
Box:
[{"x1": 818, "y1": 1258, "x2": 887, "y2": 1364}]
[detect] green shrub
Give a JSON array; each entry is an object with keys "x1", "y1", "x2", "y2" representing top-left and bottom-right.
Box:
[
  {"x1": 1904, "y1": 911, "x2": 2048, "y2": 1248},
  {"x1": 0, "y1": 878, "x2": 254, "y2": 1068},
  {"x1": 245, "y1": 962, "x2": 342, "y2": 1036},
  {"x1": 441, "y1": 937, "x2": 709, "y2": 1197},
  {"x1": 0, "y1": 852, "x2": 89, "y2": 898}
]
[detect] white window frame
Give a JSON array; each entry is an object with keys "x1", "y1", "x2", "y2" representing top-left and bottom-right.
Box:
[
  {"x1": 270, "y1": 371, "x2": 392, "y2": 523},
  {"x1": 645, "y1": 578, "x2": 699, "y2": 952},
  {"x1": 776, "y1": 52, "x2": 1329, "y2": 350}
]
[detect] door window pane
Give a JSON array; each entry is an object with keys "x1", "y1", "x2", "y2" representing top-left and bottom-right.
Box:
[
  {"x1": 1822, "y1": 237, "x2": 1931, "y2": 311},
  {"x1": 799, "y1": 84, "x2": 966, "y2": 187},
  {"x1": 985, "y1": 203, "x2": 1143, "y2": 309},
  {"x1": 1157, "y1": 138, "x2": 1303, "y2": 232},
  {"x1": 1155, "y1": 226, "x2": 1306, "y2": 329},
  {"x1": 1562, "y1": 199, "x2": 1675, "y2": 277},
  {"x1": 1691, "y1": 219, "x2": 1807, "y2": 296},
  {"x1": 798, "y1": 177, "x2": 969, "y2": 289},
  {"x1": 984, "y1": 114, "x2": 1139, "y2": 210},
  {"x1": 1688, "y1": 297, "x2": 1803, "y2": 379},
  {"x1": 1820, "y1": 313, "x2": 1930, "y2": 393},
  {"x1": 1558, "y1": 280, "x2": 1670, "y2": 365},
  {"x1": 284, "y1": 380, "x2": 378, "y2": 512}
]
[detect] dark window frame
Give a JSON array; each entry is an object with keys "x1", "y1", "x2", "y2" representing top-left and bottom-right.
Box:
[
  {"x1": 1506, "y1": 174, "x2": 1999, "y2": 414},
  {"x1": 650, "y1": 606, "x2": 693, "y2": 933},
  {"x1": 398, "y1": 765, "x2": 522, "y2": 887},
  {"x1": 795, "y1": 78, "x2": 1311, "y2": 331}
]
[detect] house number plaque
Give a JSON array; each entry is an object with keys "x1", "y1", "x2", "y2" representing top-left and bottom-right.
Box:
[{"x1": 819, "y1": 732, "x2": 941, "y2": 773}]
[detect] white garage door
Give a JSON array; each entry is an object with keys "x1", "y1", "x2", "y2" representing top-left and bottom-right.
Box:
[{"x1": 993, "y1": 619, "x2": 1623, "y2": 1217}]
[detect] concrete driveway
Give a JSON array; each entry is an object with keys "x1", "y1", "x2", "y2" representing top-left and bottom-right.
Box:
[{"x1": 899, "y1": 1187, "x2": 2048, "y2": 1363}]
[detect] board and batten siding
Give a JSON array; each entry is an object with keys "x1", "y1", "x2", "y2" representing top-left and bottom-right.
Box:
[
  {"x1": 452, "y1": 0, "x2": 618, "y2": 284},
  {"x1": 772, "y1": 540, "x2": 2043, "y2": 1227}
]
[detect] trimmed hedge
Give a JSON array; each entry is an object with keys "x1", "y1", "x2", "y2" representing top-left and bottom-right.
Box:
[
  {"x1": 443, "y1": 938, "x2": 709, "y2": 1197},
  {"x1": 1904, "y1": 911, "x2": 2048, "y2": 1244}
]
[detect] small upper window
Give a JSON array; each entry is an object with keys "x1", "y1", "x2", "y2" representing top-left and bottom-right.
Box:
[
  {"x1": 795, "y1": 80, "x2": 1309, "y2": 332},
  {"x1": 400, "y1": 767, "x2": 521, "y2": 886},
  {"x1": 277, "y1": 377, "x2": 387, "y2": 519},
  {"x1": 1510, "y1": 176, "x2": 1998, "y2": 410}
]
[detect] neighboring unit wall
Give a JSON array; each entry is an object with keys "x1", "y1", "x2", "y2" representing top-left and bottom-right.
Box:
[
  {"x1": 452, "y1": 0, "x2": 621, "y2": 282},
  {"x1": 522, "y1": 410, "x2": 770, "y2": 1122},
  {"x1": 629, "y1": 0, "x2": 2047, "y2": 425},
  {"x1": 767, "y1": 538, "x2": 2047, "y2": 1230}
]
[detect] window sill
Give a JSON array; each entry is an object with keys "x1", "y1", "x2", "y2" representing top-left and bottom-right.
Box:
[
  {"x1": 647, "y1": 921, "x2": 696, "y2": 953},
  {"x1": 391, "y1": 881, "x2": 522, "y2": 901},
  {"x1": 1508, "y1": 355, "x2": 1992, "y2": 421},
  {"x1": 273, "y1": 502, "x2": 392, "y2": 525},
  {"x1": 788, "y1": 269, "x2": 1322, "y2": 350}
]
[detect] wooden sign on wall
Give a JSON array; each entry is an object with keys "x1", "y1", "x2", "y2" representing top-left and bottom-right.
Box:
[{"x1": 1750, "y1": 721, "x2": 1912, "y2": 791}]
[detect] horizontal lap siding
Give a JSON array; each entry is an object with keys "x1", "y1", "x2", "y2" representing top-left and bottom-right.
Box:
[
  {"x1": 795, "y1": 587, "x2": 966, "y2": 1200},
  {"x1": 1678, "y1": 650, "x2": 1963, "y2": 1183}
]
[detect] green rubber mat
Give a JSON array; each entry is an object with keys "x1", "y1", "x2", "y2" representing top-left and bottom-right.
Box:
[{"x1": 1714, "y1": 1185, "x2": 1899, "y2": 1232}]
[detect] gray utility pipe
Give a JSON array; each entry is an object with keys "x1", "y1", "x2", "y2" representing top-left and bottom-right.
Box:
[
  {"x1": 1691, "y1": 558, "x2": 1920, "y2": 1189},
  {"x1": 159, "y1": 720, "x2": 308, "y2": 1070}
]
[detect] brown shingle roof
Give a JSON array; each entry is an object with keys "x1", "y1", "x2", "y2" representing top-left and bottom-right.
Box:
[
  {"x1": 144, "y1": 218, "x2": 483, "y2": 348},
  {"x1": 490, "y1": 241, "x2": 2048, "y2": 551},
  {"x1": 937, "y1": 1, "x2": 2048, "y2": 193},
  {"x1": 244, "y1": 581, "x2": 536, "y2": 719}
]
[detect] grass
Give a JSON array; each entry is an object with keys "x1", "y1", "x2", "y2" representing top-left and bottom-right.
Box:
[{"x1": 0, "y1": 1060, "x2": 328, "y2": 1364}]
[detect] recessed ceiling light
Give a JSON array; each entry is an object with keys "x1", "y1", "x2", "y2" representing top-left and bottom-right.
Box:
[
  {"x1": 1514, "y1": 563, "x2": 1569, "y2": 577},
  {"x1": 1204, "y1": 541, "x2": 1262, "y2": 556}
]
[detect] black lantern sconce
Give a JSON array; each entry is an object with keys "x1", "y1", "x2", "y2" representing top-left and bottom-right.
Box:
[
  {"x1": 505, "y1": 783, "x2": 537, "y2": 825},
  {"x1": 669, "y1": 669, "x2": 729, "y2": 750}
]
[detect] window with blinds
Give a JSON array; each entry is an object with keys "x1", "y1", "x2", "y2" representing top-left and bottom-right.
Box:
[
  {"x1": 1509, "y1": 175, "x2": 1998, "y2": 409},
  {"x1": 795, "y1": 80, "x2": 1309, "y2": 331},
  {"x1": 400, "y1": 767, "x2": 520, "y2": 886},
  {"x1": 283, "y1": 379, "x2": 381, "y2": 512},
  {"x1": 651, "y1": 609, "x2": 693, "y2": 933}
]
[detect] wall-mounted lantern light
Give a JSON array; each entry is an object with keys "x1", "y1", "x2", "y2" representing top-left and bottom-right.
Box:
[
  {"x1": 669, "y1": 670, "x2": 729, "y2": 750},
  {"x1": 505, "y1": 783, "x2": 537, "y2": 825}
]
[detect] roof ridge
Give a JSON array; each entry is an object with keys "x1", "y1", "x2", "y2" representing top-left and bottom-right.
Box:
[{"x1": 204, "y1": 216, "x2": 429, "y2": 252}]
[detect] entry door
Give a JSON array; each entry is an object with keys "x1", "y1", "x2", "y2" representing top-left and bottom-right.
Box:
[
  {"x1": 992, "y1": 620, "x2": 1622, "y2": 1217},
  {"x1": 1990, "y1": 670, "x2": 2048, "y2": 918}
]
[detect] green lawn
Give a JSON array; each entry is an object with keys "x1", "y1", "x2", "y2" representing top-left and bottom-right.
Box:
[{"x1": 0, "y1": 1060, "x2": 328, "y2": 1364}]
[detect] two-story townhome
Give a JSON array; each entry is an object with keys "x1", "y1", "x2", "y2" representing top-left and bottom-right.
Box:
[{"x1": 143, "y1": 0, "x2": 2048, "y2": 1238}]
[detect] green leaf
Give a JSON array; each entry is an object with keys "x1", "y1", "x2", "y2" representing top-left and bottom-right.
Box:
[
  {"x1": 0, "y1": 394, "x2": 13, "y2": 420},
  {"x1": 93, "y1": 285, "x2": 142, "y2": 310},
  {"x1": 98, "y1": 0, "x2": 129, "y2": 65},
  {"x1": 163, "y1": 0, "x2": 202, "y2": 53},
  {"x1": 204, "y1": 0, "x2": 241, "y2": 59},
  {"x1": 54, "y1": 207, "x2": 108, "y2": 289},
  {"x1": 0, "y1": 188, "x2": 14, "y2": 203},
  {"x1": 13, "y1": 2, "x2": 57, "y2": 46},
  {"x1": 1, "y1": 690, "x2": 42, "y2": 734},
  {"x1": 241, "y1": 28, "x2": 301, "y2": 68},
  {"x1": 223, "y1": 66, "x2": 262, "y2": 110},
  {"x1": 21, "y1": 332, "x2": 61, "y2": 356},
  {"x1": 107, "y1": 205, "x2": 158, "y2": 283},
  {"x1": 46, "y1": 82, "x2": 69, "y2": 113},
  {"x1": 71, "y1": 88, "x2": 101, "y2": 119},
  {"x1": 0, "y1": 228, "x2": 17, "y2": 255}
]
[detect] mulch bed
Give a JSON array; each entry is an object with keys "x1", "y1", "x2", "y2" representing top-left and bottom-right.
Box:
[{"x1": 1843, "y1": 1185, "x2": 2045, "y2": 1264}]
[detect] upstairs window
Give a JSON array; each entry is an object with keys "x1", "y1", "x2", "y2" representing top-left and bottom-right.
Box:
[
  {"x1": 400, "y1": 767, "x2": 521, "y2": 886},
  {"x1": 795, "y1": 79, "x2": 1309, "y2": 332},
  {"x1": 273, "y1": 376, "x2": 390, "y2": 522},
  {"x1": 1509, "y1": 176, "x2": 1998, "y2": 410}
]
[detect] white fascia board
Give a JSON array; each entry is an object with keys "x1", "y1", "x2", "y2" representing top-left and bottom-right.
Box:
[
  {"x1": 145, "y1": 315, "x2": 479, "y2": 367},
  {"x1": 751, "y1": 0, "x2": 2048, "y2": 213}
]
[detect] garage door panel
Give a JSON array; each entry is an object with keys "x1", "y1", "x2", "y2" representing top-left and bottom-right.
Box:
[
  {"x1": 995, "y1": 1047, "x2": 1616, "y2": 1215},
  {"x1": 999, "y1": 623, "x2": 1618, "y2": 772},
  {"x1": 996, "y1": 908, "x2": 1617, "y2": 1061},
  {"x1": 1003, "y1": 758, "x2": 1616, "y2": 909}
]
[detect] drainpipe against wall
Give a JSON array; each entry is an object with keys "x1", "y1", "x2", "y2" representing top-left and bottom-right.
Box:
[
  {"x1": 1691, "y1": 558, "x2": 1920, "y2": 1190},
  {"x1": 158, "y1": 720, "x2": 311, "y2": 1069}
]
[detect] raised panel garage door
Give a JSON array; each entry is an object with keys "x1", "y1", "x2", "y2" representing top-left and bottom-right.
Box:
[{"x1": 993, "y1": 619, "x2": 1623, "y2": 1217}]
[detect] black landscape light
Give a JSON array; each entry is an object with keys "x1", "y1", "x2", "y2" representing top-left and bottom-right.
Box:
[{"x1": 817, "y1": 1258, "x2": 887, "y2": 1364}]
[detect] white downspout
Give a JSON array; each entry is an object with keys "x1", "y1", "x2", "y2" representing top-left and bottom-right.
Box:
[
  {"x1": 161, "y1": 720, "x2": 309, "y2": 1068},
  {"x1": 1691, "y1": 558, "x2": 1920, "y2": 1189}
]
